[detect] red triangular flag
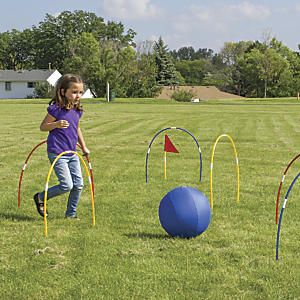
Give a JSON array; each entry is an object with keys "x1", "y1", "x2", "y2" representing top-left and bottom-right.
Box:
[{"x1": 164, "y1": 134, "x2": 179, "y2": 153}]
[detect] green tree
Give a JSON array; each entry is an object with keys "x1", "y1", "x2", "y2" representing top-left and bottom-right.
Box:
[
  {"x1": 0, "y1": 32, "x2": 11, "y2": 69},
  {"x1": 217, "y1": 41, "x2": 253, "y2": 95},
  {"x1": 175, "y1": 59, "x2": 210, "y2": 85},
  {"x1": 240, "y1": 47, "x2": 290, "y2": 97},
  {"x1": 0, "y1": 29, "x2": 35, "y2": 70},
  {"x1": 104, "y1": 21, "x2": 136, "y2": 46},
  {"x1": 153, "y1": 37, "x2": 178, "y2": 86},
  {"x1": 170, "y1": 47, "x2": 214, "y2": 61},
  {"x1": 63, "y1": 32, "x2": 103, "y2": 96},
  {"x1": 270, "y1": 39, "x2": 300, "y2": 97},
  {"x1": 171, "y1": 46, "x2": 195, "y2": 60},
  {"x1": 127, "y1": 41, "x2": 159, "y2": 97},
  {"x1": 32, "y1": 10, "x2": 136, "y2": 70},
  {"x1": 98, "y1": 40, "x2": 121, "y2": 96},
  {"x1": 98, "y1": 41, "x2": 141, "y2": 97},
  {"x1": 193, "y1": 48, "x2": 214, "y2": 60}
]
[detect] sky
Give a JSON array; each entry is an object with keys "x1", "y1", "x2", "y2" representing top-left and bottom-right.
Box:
[{"x1": 1, "y1": 0, "x2": 300, "y2": 53}]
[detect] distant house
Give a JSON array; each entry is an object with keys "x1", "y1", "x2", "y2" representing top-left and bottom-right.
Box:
[
  {"x1": 0, "y1": 69, "x2": 62, "y2": 99},
  {"x1": 81, "y1": 88, "x2": 95, "y2": 99}
]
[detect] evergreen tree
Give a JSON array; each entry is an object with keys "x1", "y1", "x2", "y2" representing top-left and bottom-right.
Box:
[{"x1": 153, "y1": 37, "x2": 178, "y2": 86}]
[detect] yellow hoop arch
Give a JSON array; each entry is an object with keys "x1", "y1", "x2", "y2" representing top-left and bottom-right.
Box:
[
  {"x1": 43, "y1": 151, "x2": 96, "y2": 237},
  {"x1": 210, "y1": 134, "x2": 240, "y2": 209}
]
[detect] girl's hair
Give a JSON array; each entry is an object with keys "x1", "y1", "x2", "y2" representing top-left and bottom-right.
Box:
[{"x1": 49, "y1": 74, "x2": 83, "y2": 110}]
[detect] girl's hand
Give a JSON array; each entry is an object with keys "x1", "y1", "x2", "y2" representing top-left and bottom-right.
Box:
[
  {"x1": 82, "y1": 146, "x2": 90, "y2": 156},
  {"x1": 56, "y1": 120, "x2": 69, "y2": 128}
]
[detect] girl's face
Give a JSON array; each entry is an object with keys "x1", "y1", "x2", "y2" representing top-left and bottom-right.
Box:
[{"x1": 62, "y1": 83, "x2": 84, "y2": 102}]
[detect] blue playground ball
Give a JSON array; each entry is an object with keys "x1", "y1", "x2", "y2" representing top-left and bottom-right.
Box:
[{"x1": 159, "y1": 186, "x2": 211, "y2": 238}]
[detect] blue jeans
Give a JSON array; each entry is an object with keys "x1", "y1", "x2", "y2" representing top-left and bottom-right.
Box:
[{"x1": 39, "y1": 152, "x2": 84, "y2": 217}]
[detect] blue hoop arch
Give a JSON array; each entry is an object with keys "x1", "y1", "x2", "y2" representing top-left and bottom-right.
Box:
[
  {"x1": 276, "y1": 172, "x2": 300, "y2": 260},
  {"x1": 145, "y1": 127, "x2": 202, "y2": 183}
]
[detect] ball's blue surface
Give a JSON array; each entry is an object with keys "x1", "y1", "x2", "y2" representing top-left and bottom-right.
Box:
[{"x1": 159, "y1": 186, "x2": 211, "y2": 238}]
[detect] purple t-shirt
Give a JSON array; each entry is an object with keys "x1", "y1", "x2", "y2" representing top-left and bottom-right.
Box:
[{"x1": 47, "y1": 104, "x2": 83, "y2": 155}]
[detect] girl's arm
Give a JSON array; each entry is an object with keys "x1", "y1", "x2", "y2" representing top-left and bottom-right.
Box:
[
  {"x1": 78, "y1": 127, "x2": 90, "y2": 155},
  {"x1": 40, "y1": 113, "x2": 69, "y2": 131}
]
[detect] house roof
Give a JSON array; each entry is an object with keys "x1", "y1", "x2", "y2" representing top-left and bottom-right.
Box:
[{"x1": 0, "y1": 69, "x2": 57, "y2": 82}]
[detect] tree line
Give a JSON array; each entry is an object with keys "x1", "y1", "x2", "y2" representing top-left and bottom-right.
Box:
[{"x1": 0, "y1": 10, "x2": 300, "y2": 98}]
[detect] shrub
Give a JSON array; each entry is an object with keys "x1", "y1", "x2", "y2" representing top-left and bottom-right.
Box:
[
  {"x1": 33, "y1": 82, "x2": 54, "y2": 98},
  {"x1": 171, "y1": 90, "x2": 195, "y2": 102}
]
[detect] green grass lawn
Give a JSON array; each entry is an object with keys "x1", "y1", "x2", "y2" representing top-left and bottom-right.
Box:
[{"x1": 1, "y1": 98, "x2": 300, "y2": 299}]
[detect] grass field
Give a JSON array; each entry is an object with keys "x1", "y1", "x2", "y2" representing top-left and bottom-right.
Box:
[{"x1": 1, "y1": 98, "x2": 300, "y2": 299}]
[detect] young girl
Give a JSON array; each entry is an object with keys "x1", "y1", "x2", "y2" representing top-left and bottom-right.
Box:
[{"x1": 34, "y1": 74, "x2": 90, "y2": 219}]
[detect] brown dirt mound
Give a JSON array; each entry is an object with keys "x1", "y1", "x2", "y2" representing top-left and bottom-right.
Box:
[{"x1": 156, "y1": 85, "x2": 244, "y2": 100}]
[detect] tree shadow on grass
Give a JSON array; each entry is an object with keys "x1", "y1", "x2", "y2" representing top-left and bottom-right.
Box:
[
  {"x1": 124, "y1": 232, "x2": 172, "y2": 240},
  {"x1": 0, "y1": 212, "x2": 35, "y2": 222}
]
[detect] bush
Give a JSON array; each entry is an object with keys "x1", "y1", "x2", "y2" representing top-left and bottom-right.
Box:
[
  {"x1": 33, "y1": 82, "x2": 54, "y2": 98},
  {"x1": 171, "y1": 90, "x2": 195, "y2": 102}
]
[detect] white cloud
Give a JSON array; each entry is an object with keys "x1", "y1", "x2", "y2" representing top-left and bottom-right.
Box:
[
  {"x1": 101, "y1": 0, "x2": 161, "y2": 20},
  {"x1": 159, "y1": 1, "x2": 272, "y2": 51},
  {"x1": 170, "y1": 5, "x2": 227, "y2": 36},
  {"x1": 187, "y1": 2, "x2": 270, "y2": 23},
  {"x1": 192, "y1": 8, "x2": 212, "y2": 22},
  {"x1": 228, "y1": 1, "x2": 271, "y2": 20},
  {"x1": 167, "y1": 1, "x2": 271, "y2": 46},
  {"x1": 295, "y1": 3, "x2": 300, "y2": 12}
]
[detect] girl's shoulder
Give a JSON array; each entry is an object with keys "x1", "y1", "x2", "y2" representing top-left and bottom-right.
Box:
[{"x1": 47, "y1": 103, "x2": 61, "y2": 116}]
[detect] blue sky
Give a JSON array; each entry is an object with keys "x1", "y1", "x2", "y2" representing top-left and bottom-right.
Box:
[{"x1": 1, "y1": 0, "x2": 300, "y2": 52}]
